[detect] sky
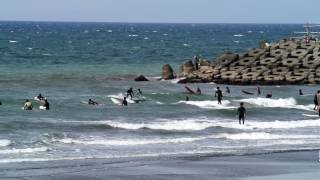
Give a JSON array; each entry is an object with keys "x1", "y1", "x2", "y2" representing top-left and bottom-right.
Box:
[{"x1": 0, "y1": 0, "x2": 319, "y2": 23}]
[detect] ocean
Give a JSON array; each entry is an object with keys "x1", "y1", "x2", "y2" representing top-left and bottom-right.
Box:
[{"x1": 0, "y1": 22, "x2": 320, "y2": 164}]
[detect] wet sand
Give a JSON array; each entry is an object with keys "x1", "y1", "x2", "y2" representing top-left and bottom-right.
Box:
[{"x1": 1, "y1": 150, "x2": 320, "y2": 180}]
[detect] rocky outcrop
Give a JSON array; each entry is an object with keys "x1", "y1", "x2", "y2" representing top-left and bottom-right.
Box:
[
  {"x1": 164, "y1": 38, "x2": 320, "y2": 85},
  {"x1": 162, "y1": 64, "x2": 175, "y2": 80},
  {"x1": 134, "y1": 75, "x2": 149, "y2": 81}
]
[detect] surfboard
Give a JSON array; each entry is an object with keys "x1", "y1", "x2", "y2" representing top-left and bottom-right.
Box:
[
  {"x1": 185, "y1": 86, "x2": 195, "y2": 94},
  {"x1": 39, "y1": 106, "x2": 47, "y2": 110},
  {"x1": 34, "y1": 96, "x2": 45, "y2": 102},
  {"x1": 110, "y1": 97, "x2": 122, "y2": 105},
  {"x1": 242, "y1": 90, "x2": 254, "y2": 95},
  {"x1": 81, "y1": 101, "x2": 89, "y2": 104},
  {"x1": 302, "y1": 114, "x2": 318, "y2": 117}
]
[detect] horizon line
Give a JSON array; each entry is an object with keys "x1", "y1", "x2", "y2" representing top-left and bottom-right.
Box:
[{"x1": 0, "y1": 19, "x2": 313, "y2": 25}]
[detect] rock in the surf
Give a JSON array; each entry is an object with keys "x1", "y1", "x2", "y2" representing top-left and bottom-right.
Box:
[
  {"x1": 134, "y1": 75, "x2": 149, "y2": 81},
  {"x1": 161, "y1": 64, "x2": 175, "y2": 80},
  {"x1": 163, "y1": 38, "x2": 320, "y2": 85}
]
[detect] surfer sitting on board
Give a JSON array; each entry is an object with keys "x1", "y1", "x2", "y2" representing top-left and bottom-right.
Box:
[
  {"x1": 88, "y1": 99, "x2": 98, "y2": 105},
  {"x1": 215, "y1": 87, "x2": 223, "y2": 104},
  {"x1": 122, "y1": 97, "x2": 128, "y2": 106},
  {"x1": 24, "y1": 99, "x2": 33, "y2": 110},
  {"x1": 237, "y1": 102, "x2": 246, "y2": 125}
]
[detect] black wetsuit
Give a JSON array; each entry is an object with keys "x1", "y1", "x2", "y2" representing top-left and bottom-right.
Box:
[
  {"x1": 122, "y1": 99, "x2": 128, "y2": 106},
  {"x1": 215, "y1": 90, "x2": 223, "y2": 104},
  {"x1": 238, "y1": 106, "x2": 246, "y2": 125},
  {"x1": 226, "y1": 87, "x2": 230, "y2": 94},
  {"x1": 44, "y1": 101, "x2": 50, "y2": 110},
  {"x1": 314, "y1": 94, "x2": 318, "y2": 110},
  {"x1": 127, "y1": 89, "x2": 134, "y2": 99},
  {"x1": 266, "y1": 94, "x2": 272, "y2": 98}
]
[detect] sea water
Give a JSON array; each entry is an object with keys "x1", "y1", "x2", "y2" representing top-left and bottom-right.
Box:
[{"x1": 0, "y1": 22, "x2": 320, "y2": 163}]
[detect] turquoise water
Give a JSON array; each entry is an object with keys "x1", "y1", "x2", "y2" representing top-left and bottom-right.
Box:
[{"x1": 0, "y1": 22, "x2": 320, "y2": 163}]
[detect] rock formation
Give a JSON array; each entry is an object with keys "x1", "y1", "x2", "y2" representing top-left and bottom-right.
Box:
[
  {"x1": 167, "y1": 38, "x2": 320, "y2": 85},
  {"x1": 162, "y1": 64, "x2": 175, "y2": 80},
  {"x1": 134, "y1": 75, "x2": 149, "y2": 81}
]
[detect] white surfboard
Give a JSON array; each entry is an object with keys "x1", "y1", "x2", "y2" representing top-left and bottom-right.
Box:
[
  {"x1": 110, "y1": 97, "x2": 122, "y2": 105},
  {"x1": 302, "y1": 114, "x2": 318, "y2": 117},
  {"x1": 39, "y1": 106, "x2": 47, "y2": 110}
]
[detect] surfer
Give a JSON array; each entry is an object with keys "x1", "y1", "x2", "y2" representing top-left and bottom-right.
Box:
[
  {"x1": 43, "y1": 99, "x2": 50, "y2": 110},
  {"x1": 23, "y1": 99, "x2": 33, "y2": 110},
  {"x1": 226, "y1": 87, "x2": 230, "y2": 94},
  {"x1": 257, "y1": 87, "x2": 261, "y2": 96},
  {"x1": 186, "y1": 96, "x2": 189, "y2": 101},
  {"x1": 215, "y1": 87, "x2": 223, "y2": 104},
  {"x1": 317, "y1": 91, "x2": 320, "y2": 116},
  {"x1": 299, "y1": 89, "x2": 303, "y2": 95},
  {"x1": 314, "y1": 91, "x2": 319, "y2": 110},
  {"x1": 37, "y1": 93, "x2": 44, "y2": 100},
  {"x1": 122, "y1": 97, "x2": 128, "y2": 106},
  {"x1": 237, "y1": 102, "x2": 246, "y2": 125},
  {"x1": 193, "y1": 55, "x2": 199, "y2": 70},
  {"x1": 266, "y1": 91, "x2": 272, "y2": 98},
  {"x1": 137, "y1": 88, "x2": 142, "y2": 95},
  {"x1": 196, "y1": 87, "x2": 201, "y2": 95},
  {"x1": 88, "y1": 99, "x2": 98, "y2": 105},
  {"x1": 0, "y1": 101, "x2": 2, "y2": 105},
  {"x1": 126, "y1": 87, "x2": 134, "y2": 99}
]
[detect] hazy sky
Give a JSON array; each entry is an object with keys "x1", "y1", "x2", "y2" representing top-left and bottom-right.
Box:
[{"x1": 1, "y1": 0, "x2": 319, "y2": 23}]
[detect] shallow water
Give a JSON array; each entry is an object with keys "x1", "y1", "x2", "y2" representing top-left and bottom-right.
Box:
[{"x1": 0, "y1": 22, "x2": 320, "y2": 163}]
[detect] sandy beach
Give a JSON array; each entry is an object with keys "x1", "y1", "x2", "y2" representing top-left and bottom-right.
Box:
[{"x1": 0, "y1": 150, "x2": 319, "y2": 179}]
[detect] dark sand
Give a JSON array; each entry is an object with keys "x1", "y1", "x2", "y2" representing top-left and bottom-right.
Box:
[{"x1": 1, "y1": 151, "x2": 320, "y2": 180}]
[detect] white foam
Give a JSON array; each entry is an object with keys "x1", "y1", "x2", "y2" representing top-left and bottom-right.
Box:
[
  {"x1": 144, "y1": 37, "x2": 149, "y2": 40},
  {"x1": 220, "y1": 132, "x2": 320, "y2": 140},
  {"x1": 105, "y1": 119, "x2": 213, "y2": 131},
  {"x1": 59, "y1": 136, "x2": 206, "y2": 146},
  {"x1": 0, "y1": 147, "x2": 49, "y2": 154},
  {"x1": 9, "y1": 40, "x2": 17, "y2": 43},
  {"x1": 236, "y1": 97, "x2": 314, "y2": 111},
  {"x1": 233, "y1": 34, "x2": 244, "y2": 37},
  {"x1": 177, "y1": 100, "x2": 236, "y2": 110},
  {"x1": 0, "y1": 139, "x2": 11, "y2": 147}
]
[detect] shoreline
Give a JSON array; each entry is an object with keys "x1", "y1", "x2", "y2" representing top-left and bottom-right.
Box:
[{"x1": 1, "y1": 150, "x2": 320, "y2": 179}]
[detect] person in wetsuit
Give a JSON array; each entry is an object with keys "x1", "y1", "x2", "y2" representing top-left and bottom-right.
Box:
[
  {"x1": 317, "y1": 91, "x2": 320, "y2": 116},
  {"x1": 137, "y1": 89, "x2": 142, "y2": 96},
  {"x1": 37, "y1": 93, "x2": 44, "y2": 100},
  {"x1": 226, "y1": 87, "x2": 230, "y2": 94},
  {"x1": 257, "y1": 87, "x2": 261, "y2": 96},
  {"x1": 126, "y1": 87, "x2": 134, "y2": 99},
  {"x1": 299, "y1": 89, "x2": 303, "y2": 95},
  {"x1": 266, "y1": 91, "x2": 272, "y2": 98},
  {"x1": 24, "y1": 99, "x2": 33, "y2": 110},
  {"x1": 215, "y1": 87, "x2": 223, "y2": 104},
  {"x1": 196, "y1": 87, "x2": 201, "y2": 95},
  {"x1": 186, "y1": 96, "x2": 189, "y2": 101},
  {"x1": 88, "y1": 99, "x2": 98, "y2": 105},
  {"x1": 237, "y1": 102, "x2": 246, "y2": 125},
  {"x1": 314, "y1": 91, "x2": 319, "y2": 110},
  {"x1": 122, "y1": 97, "x2": 128, "y2": 106},
  {"x1": 44, "y1": 99, "x2": 50, "y2": 110}
]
